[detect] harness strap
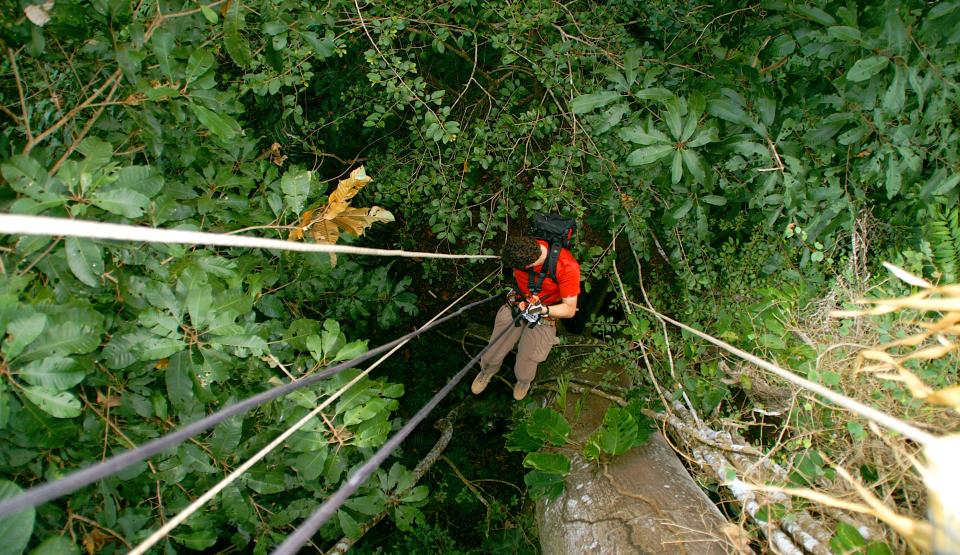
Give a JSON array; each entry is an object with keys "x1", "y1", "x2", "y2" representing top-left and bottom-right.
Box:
[{"x1": 528, "y1": 242, "x2": 563, "y2": 298}]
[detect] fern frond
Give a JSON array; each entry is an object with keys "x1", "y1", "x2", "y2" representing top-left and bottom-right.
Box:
[{"x1": 927, "y1": 206, "x2": 960, "y2": 283}]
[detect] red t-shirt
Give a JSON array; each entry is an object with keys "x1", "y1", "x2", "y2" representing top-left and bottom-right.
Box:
[{"x1": 513, "y1": 240, "x2": 581, "y2": 305}]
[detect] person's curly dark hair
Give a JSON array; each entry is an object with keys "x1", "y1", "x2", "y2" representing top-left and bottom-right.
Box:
[{"x1": 502, "y1": 236, "x2": 541, "y2": 269}]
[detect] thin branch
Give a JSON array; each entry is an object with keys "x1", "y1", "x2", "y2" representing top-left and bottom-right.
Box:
[{"x1": 8, "y1": 48, "x2": 33, "y2": 142}]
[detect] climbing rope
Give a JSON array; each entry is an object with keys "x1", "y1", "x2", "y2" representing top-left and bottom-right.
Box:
[
  {"x1": 273, "y1": 313, "x2": 522, "y2": 555},
  {"x1": 0, "y1": 214, "x2": 498, "y2": 260},
  {"x1": 126, "y1": 271, "x2": 498, "y2": 555},
  {"x1": 0, "y1": 294, "x2": 498, "y2": 519}
]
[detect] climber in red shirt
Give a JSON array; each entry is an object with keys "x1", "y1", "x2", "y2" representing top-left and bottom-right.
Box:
[{"x1": 471, "y1": 235, "x2": 581, "y2": 400}]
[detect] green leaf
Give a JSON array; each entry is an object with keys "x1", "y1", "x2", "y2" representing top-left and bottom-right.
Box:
[
  {"x1": 846, "y1": 56, "x2": 889, "y2": 82},
  {"x1": 708, "y1": 98, "x2": 752, "y2": 127},
  {"x1": 885, "y1": 156, "x2": 902, "y2": 199},
  {"x1": 526, "y1": 408, "x2": 571, "y2": 446},
  {"x1": 522, "y1": 452, "x2": 571, "y2": 475},
  {"x1": 112, "y1": 165, "x2": 164, "y2": 197},
  {"x1": 830, "y1": 521, "x2": 866, "y2": 553},
  {"x1": 664, "y1": 199, "x2": 694, "y2": 226},
  {"x1": 0, "y1": 480, "x2": 35, "y2": 555},
  {"x1": 506, "y1": 420, "x2": 544, "y2": 452},
  {"x1": 200, "y1": 4, "x2": 218, "y2": 23},
  {"x1": 165, "y1": 351, "x2": 195, "y2": 410},
  {"x1": 22, "y1": 387, "x2": 82, "y2": 418},
  {"x1": 702, "y1": 194, "x2": 727, "y2": 206},
  {"x1": 223, "y1": 1, "x2": 252, "y2": 67},
  {"x1": 16, "y1": 357, "x2": 84, "y2": 390},
  {"x1": 626, "y1": 144, "x2": 674, "y2": 166},
  {"x1": 633, "y1": 87, "x2": 673, "y2": 101},
  {"x1": 681, "y1": 149, "x2": 705, "y2": 183},
  {"x1": 0, "y1": 382, "x2": 9, "y2": 429},
  {"x1": 570, "y1": 91, "x2": 621, "y2": 115},
  {"x1": 281, "y1": 169, "x2": 312, "y2": 214},
  {"x1": 794, "y1": 5, "x2": 835, "y2": 26},
  {"x1": 671, "y1": 149, "x2": 683, "y2": 184},
  {"x1": 586, "y1": 407, "x2": 638, "y2": 459},
  {"x1": 209, "y1": 414, "x2": 243, "y2": 458},
  {"x1": 339, "y1": 509, "x2": 361, "y2": 538},
  {"x1": 29, "y1": 536, "x2": 80, "y2": 555},
  {"x1": 345, "y1": 494, "x2": 386, "y2": 516},
  {"x1": 392, "y1": 505, "x2": 422, "y2": 532},
  {"x1": 331, "y1": 340, "x2": 368, "y2": 363},
  {"x1": 172, "y1": 529, "x2": 217, "y2": 551},
  {"x1": 663, "y1": 97, "x2": 683, "y2": 139},
  {"x1": 618, "y1": 124, "x2": 670, "y2": 145},
  {"x1": 190, "y1": 104, "x2": 241, "y2": 141},
  {"x1": 827, "y1": 26, "x2": 861, "y2": 43},
  {"x1": 245, "y1": 470, "x2": 286, "y2": 494},
  {"x1": 292, "y1": 447, "x2": 328, "y2": 481},
  {"x1": 21, "y1": 322, "x2": 101, "y2": 361},
  {"x1": 185, "y1": 49, "x2": 215, "y2": 86},
  {"x1": 523, "y1": 469, "x2": 565, "y2": 499},
  {"x1": 64, "y1": 237, "x2": 103, "y2": 287},
  {"x1": 301, "y1": 31, "x2": 335, "y2": 59},
  {"x1": 90, "y1": 188, "x2": 149, "y2": 218},
  {"x1": 3, "y1": 312, "x2": 47, "y2": 359}
]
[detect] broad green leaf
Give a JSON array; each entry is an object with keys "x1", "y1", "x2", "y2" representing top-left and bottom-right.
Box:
[
  {"x1": 702, "y1": 194, "x2": 727, "y2": 206},
  {"x1": 846, "y1": 56, "x2": 889, "y2": 82},
  {"x1": 827, "y1": 26, "x2": 861, "y2": 43},
  {"x1": 618, "y1": 123, "x2": 670, "y2": 145},
  {"x1": 245, "y1": 470, "x2": 286, "y2": 494},
  {"x1": 830, "y1": 521, "x2": 867, "y2": 553},
  {"x1": 172, "y1": 529, "x2": 217, "y2": 551},
  {"x1": 187, "y1": 282, "x2": 213, "y2": 329},
  {"x1": 292, "y1": 447, "x2": 328, "y2": 481},
  {"x1": 626, "y1": 144, "x2": 674, "y2": 166},
  {"x1": 2, "y1": 155, "x2": 65, "y2": 203},
  {"x1": 29, "y1": 536, "x2": 80, "y2": 555},
  {"x1": 76, "y1": 137, "x2": 113, "y2": 169},
  {"x1": 2, "y1": 312, "x2": 47, "y2": 359},
  {"x1": 22, "y1": 387, "x2": 82, "y2": 418},
  {"x1": 670, "y1": 150, "x2": 683, "y2": 184},
  {"x1": 281, "y1": 169, "x2": 312, "y2": 214},
  {"x1": 570, "y1": 91, "x2": 621, "y2": 115},
  {"x1": 21, "y1": 322, "x2": 101, "y2": 362},
  {"x1": 331, "y1": 340, "x2": 368, "y2": 363},
  {"x1": 392, "y1": 505, "x2": 422, "y2": 532},
  {"x1": 200, "y1": 4, "x2": 218, "y2": 23},
  {"x1": 190, "y1": 104, "x2": 241, "y2": 141},
  {"x1": 401, "y1": 485, "x2": 428, "y2": 503},
  {"x1": 321, "y1": 319, "x2": 345, "y2": 358},
  {"x1": 663, "y1": 97, "x2": 683, "y2": 139},
  {"x1": 665, "y1": 199, "x2": 694, "y2": 225},
  {"x1": 17, "y1": 356, "x2": 84, "y2": 390},
  {"x1": 165, "y1": 351, "x2": 195, "y2": 410},
  {"x1": 0, "y1": 480, "x2": 35, "y2": 555},
  {"x1": 522, "y1": 452, "x2": 571, "y2": 475},
  {"x1": 0, "y1": 382, "x2": 9, "y2": 429},
  {"x1": 633, "y1": 87, "x2": 673, "y2": 101},
  {"x1": 112, "y1": 165, "x2": 164, "y2": 197},
  {"x1": 301, "y1": 31, "x2": 335, "y2": 59},
  {"x1": 682, "y1": 149, "x2": 705, "y2": 183},
  {"x1": 523, "y1": 469, "x2": 565, "y2": 499},
  {"x1": 506, "y1": 420, "x2": 544, "y2": 452},
  {"x1": 882, "y1": 65, "x2": 906, "y2": 114},
  {"x1": 64, "y1": 237, "x2": 103, "y2": 287},
  {"x1": 794, "y1": 5, "x2": 835, "y2": 25},
  {"x1": 687, "y1": 127, "x2": 719, "y2": 148},
  {"x1": 151, "y1": 29, "x2": 175, "y2": 78},
  {"x1": 339, "y1": 509, "x2": 360, "y2": 539},
  {"x1": 223, "y1": 1, "x2": 252, "y2": 67},
  {"x1": 526, "y1": 408, "x2": 571, "y2": 446},
  {"x1": 209, "y1": 414, "x2": 243, "y2": 458},
  {"x1": 885, "y1": 156, "x2": 902, "y2": 199},
  {"x1": 345, "y1": 494, "x2": 386, "y2": 516},
  {"x1": 584, "y1": 406, "x2": 638, "y2": 459},
  {"x1": 90, "y1": 188, "x2": 149, "y2": 218},
  {"x1": 185, "y1": 49, "x2": 215, "y2": 86},
  {"x1": 708, "y1": 98, "x2": 752, "y2": 127},
  {"x1": 211, "y1": 334, "x2": 268, "y2": 354}
]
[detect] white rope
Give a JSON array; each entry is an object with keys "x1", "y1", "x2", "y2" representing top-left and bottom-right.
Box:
[
  {"x1": 0, "y1": 214, "x2": 497, "y2": 260},
  {"x1": 636, "y1": 305, "x2": 935, "y2": 445},
  {"x1": 127, "y1": 271, "x2": 498, "y2": 554}
]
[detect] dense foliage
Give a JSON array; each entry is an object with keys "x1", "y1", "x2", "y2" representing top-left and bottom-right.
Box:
[{"x1": 1, "y1": 0, "x2": 958, "y2": 552}]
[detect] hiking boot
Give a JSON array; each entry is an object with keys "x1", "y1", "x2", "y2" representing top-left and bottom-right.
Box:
[
  {"x1": 513, "y1": 380, "x2": 532, "y2": 401},
  {"x1": 471, "y1": 368, "x2": 497, "y2": 394}
]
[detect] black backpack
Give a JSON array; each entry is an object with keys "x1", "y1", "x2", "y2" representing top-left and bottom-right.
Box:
[{"x1": 528, "y1": 213, "x2": 576, "y2": 298}]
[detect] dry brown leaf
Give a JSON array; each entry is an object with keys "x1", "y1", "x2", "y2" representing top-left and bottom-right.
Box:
[{"x1": 287, "y1": 166, "x2": 394, "y2": 265}]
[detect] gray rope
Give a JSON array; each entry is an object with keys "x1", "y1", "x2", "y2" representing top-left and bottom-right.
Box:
[
  {"x1": 0, "y1": 294, "x2": 499, "y2": 519},
  {"x1": 272, "y1": 312, "x2": 522, "y2": 555}
]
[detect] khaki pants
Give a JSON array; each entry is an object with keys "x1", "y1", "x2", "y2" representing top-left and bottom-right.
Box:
[{"x1": 479, "y1": 305, "x2": 558, "y2": 382}]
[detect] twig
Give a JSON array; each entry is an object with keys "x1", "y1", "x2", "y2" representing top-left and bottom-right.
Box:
[
  {"x1": 442, "y1": 455, "x2": 492, "y2": 537},
  {"x1": 69, "y1": 512, "x2": 132, "y2": 549},
  {"x1": 49, "y1": 76, "x2": 122, "y2": 175},
  {"x1": 8, "y1": 48, "x2": 33, "y2": 142}
]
